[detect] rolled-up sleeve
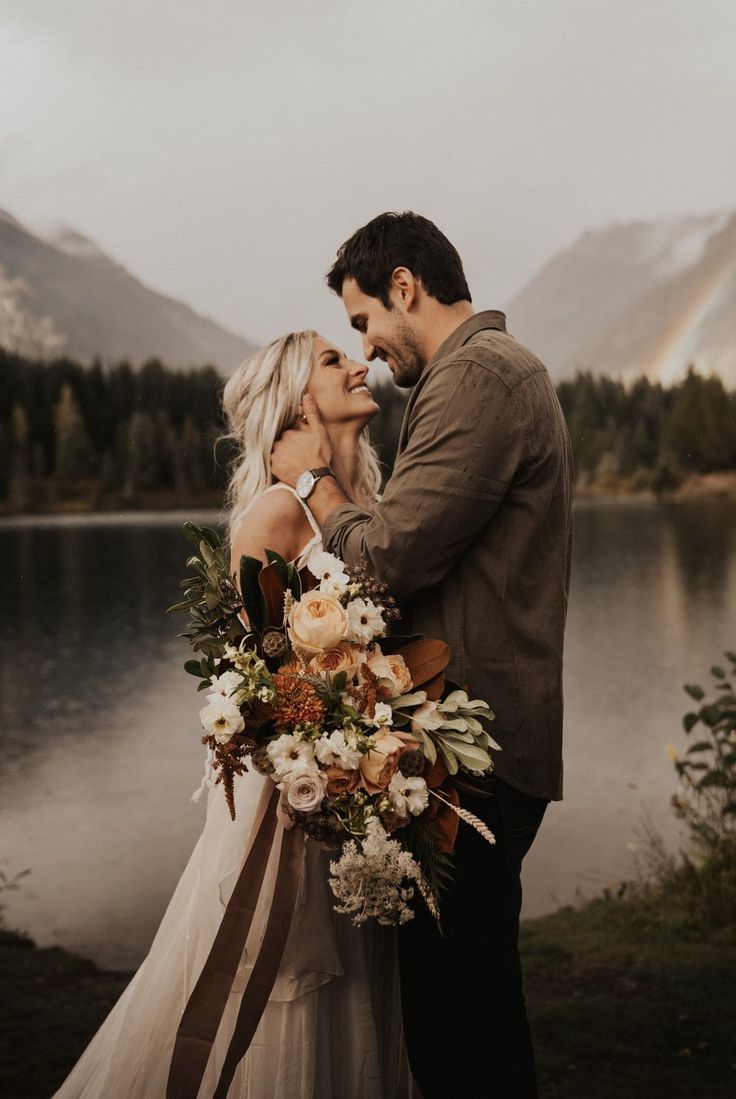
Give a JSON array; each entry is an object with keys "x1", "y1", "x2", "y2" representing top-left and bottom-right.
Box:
[{"x1": 322, "y1": 358, "x2": 527, "y2": 603}]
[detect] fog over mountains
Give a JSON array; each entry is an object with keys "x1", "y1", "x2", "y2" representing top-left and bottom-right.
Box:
[
  {"x1": 2, "y1": 205, "x2": 736, "y2": 386},
  {"x1": 508, "y1": 210, "x2": 736, "y2": 385},
  {"x1": 0, "y1": 210, "x2": 256, "y2": 371}
]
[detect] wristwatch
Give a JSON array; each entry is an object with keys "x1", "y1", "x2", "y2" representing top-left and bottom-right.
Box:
[{"x1": 295, "y1": 467, "x2": 335, "y2": 500}]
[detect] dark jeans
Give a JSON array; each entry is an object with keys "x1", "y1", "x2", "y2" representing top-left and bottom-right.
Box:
[{"x1": 398, "y1": 776, "x2": 548, "y2": 1099}]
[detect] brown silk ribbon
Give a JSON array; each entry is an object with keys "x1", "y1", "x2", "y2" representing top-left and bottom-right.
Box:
[
  {"x1": 166, "y1": 787, "x2": 304, "y2": 1099},
  {"x1": 213, "y1": 823, "x2": 305, "y2": 1098}
]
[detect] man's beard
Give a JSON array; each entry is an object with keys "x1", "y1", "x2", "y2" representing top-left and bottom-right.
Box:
[{"x1": 388, "y1": 314, "x2": 424, "y2": 388}]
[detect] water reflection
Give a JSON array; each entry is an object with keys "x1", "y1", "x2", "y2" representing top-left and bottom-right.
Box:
[{"x1": 1, "y1": 503, "x2": 735, "y2": 967}]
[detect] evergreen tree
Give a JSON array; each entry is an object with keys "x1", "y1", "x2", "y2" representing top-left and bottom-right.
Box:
[{"x1": 54, "y1": 383, "x2": 95, "y2": 480}]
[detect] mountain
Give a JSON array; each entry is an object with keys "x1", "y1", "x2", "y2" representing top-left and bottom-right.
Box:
[
  {"x1": 0, "y1": 209, "x2": 256, "y2": 370},
  {"x1": 507, "y1": 211, "x2": 736, "y2": 385}
]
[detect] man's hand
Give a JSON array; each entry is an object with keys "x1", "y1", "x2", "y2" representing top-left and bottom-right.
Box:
[{"x1": 271, "y1": 395, "x2": 333, "y2": 488}]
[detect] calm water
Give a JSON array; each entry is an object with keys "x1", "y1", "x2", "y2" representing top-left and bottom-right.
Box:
[{"x1": 1, "y1": 502, "x2": 735, "y2": 969}]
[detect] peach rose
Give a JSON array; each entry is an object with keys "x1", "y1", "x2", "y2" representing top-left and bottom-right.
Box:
[
  {"x1": 361, "y1": 646, "x2": 413, "y2": 696},
  {"x1": 287, "y1": 591, "x2": 349, "y2": 653},
  {"x1": 324, "y1": 765, "x2": 361, "y2": 797},
  {"x1": 359, "y1": 731, "x2": 406, "y2": 793},
  {"x1": 308, "y1": 641, "x2": 364, "y2": 682}
]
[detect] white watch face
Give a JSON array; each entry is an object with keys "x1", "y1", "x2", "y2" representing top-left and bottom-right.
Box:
[{"x1": 296, "y1": 471, "x2": 314, "y2": 499}]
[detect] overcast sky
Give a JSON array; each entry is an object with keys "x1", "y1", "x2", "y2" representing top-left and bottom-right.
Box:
[{"x1": 1, "y1": 0, "x2": 735, "y2": 358}]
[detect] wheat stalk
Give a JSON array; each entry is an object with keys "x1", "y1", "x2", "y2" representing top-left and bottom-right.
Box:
[
  {"x1": 430, "y1": 789, "x2": 497, "y2": 847},
  {"x1": 413, "y1": 868, "x2": 441, "y2": 920}
]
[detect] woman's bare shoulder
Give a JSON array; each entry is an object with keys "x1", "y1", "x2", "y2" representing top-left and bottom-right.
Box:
[{"x1": 229, "y1": 486, "x2": 314, "y2": 569}]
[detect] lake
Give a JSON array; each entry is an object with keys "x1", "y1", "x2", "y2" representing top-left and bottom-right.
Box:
[{"x1": 1, "y1": 501, "x2": 734, "y2": 970}]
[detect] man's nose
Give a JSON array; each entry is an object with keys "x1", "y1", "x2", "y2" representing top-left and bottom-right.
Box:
[{"x1": 362, "y1": 335, "x2": 377, "y2": 361}]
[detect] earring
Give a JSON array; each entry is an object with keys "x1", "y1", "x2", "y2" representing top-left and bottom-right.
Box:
[{"x1": 300, "y1": 412, "x2": 308, "y2": 423}]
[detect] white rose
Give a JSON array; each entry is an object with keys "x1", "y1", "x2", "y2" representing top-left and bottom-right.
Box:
[
  {"x1": 388, "y1": 773, "x2": 429, "y2": 818},
  {"x1": 346, "y1": 598, "x2": 385, "y2": 645},
  {"x1": 370, "y1": 702, "x2": 394, "y2": 728},
  {"x1": 199, "y1": 698, "x2": 245, "y2": 744},
  {"x1": 287, "y1": 591, "x2": 349, "y2": 653},
  {"x1": 284, "y1": 770, "x2": 328, "y2": 813}
]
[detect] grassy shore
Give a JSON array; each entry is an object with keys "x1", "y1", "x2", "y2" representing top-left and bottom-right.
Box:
[{"x1": 2, "y1": 894, "x2": 734, "y2": 1099}]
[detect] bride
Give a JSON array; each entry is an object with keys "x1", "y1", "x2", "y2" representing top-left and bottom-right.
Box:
[{"x1": 53, "y1": 331, "x2": 413, "y2": 1099}]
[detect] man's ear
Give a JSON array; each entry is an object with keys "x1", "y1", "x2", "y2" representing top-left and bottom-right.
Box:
[{"x1": 389, "y1": 267, "x2": 419, "y2": 311}]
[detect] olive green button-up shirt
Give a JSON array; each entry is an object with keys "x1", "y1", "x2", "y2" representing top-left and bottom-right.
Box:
[{"x1": 323, "y1": 311, "x2": 574, "y2": 801}]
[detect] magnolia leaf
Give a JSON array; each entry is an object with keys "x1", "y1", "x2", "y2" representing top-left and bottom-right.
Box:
[
  {"x1": 265, "y1": 548, "x2": 289, "y2": 586},
  {"x1": 686, "y1": 740, "x2": 713, "y2": 754},
  {"x1": 259, "y1": 561, "x2": 287, "y2": 628},
  {"x1": 711, "y1": 665, "x2": 726, "y2": 679},
  {"x1": 185, "y1": 659, "x2": 204, "y2": 677},
  {"x1": 395, "y1": 639, "x2": 451, "y2": 689},
  {"x1": 684, "y1": 684, "x2": 705, "y2": 701},
  {"x1": 424, "y1": 673, "x2": 446, "y2": 701},
  {"x1": 239, "y1": 555, "x2": 266, "y2": 634},
  {"x1": 379, "y1": 634, "x2": 423, "y2": 655},
  {"x1": 683, "y1": 712, "x2": 700, "y2": 733}
]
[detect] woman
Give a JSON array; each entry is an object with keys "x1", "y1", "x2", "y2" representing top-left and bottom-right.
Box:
[{"x1": 54, "y1": 331, "x2": 413, "y2": 1098}]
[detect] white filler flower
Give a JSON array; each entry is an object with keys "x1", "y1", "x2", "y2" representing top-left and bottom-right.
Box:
[
  {"x1": 199, "y1": 698, "x2": 245, "y2": 744},
  {"x1": 329, "y1": 817, "x2": 425, "y2": 926}
]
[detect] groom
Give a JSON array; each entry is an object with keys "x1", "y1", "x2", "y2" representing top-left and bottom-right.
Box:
[{"x1": 271, "y1": 211, "x2": 574, "y2": 1098}]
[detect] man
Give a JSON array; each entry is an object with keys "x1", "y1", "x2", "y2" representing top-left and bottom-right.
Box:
[{"x1": 271, "y1": 211, "x2": 574, "y2": 1098}]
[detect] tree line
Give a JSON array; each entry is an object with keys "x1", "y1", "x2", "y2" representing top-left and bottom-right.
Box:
[{"x1": 1, "y1": 345, "x2": 735, "y2": 512}]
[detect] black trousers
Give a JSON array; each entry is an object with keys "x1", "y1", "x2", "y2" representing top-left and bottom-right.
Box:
[{"x1": 398, "y1": 776, "x2": 548, "y2": 1099}]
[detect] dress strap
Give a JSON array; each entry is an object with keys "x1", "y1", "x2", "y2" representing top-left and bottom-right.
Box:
[{"x1": 265, "y1": 482, "x2": 321, "y2": 538}]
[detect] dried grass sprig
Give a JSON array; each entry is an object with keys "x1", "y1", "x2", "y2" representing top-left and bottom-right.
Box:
[
  {"x1": 430, "y1": 789, "x2": 497, "y2": 847},
  {"x1": 414, "y1": 871, "x2": 441, "y2": 921}
]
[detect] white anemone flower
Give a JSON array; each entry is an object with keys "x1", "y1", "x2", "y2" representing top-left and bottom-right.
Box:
[
  {"x1": 206, "y1": 670, "x2": 242, "y2": 702},
  {"x1": 267, "y1": 733, "x2": 318, "y2": 780},
  {"x1": 199, "y1": 698, "x2": 245, "y2": 744},
  {"x1": 346, "y1": 598, "x2": 385, "y2": 644},
  {"x1": 307, "y1": 549, "x2": 350, "y2": 596},
  {"x1": 314, "y1": 729, "x2": 363, "y2": 770},
  {"x1": 388, "y1": 772, "x2": 429, "y2": 818}
]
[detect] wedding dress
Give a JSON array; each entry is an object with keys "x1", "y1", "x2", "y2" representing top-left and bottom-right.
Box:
[{"x1": 54, "y1": 484, "x2": 412, "y2": 1099}]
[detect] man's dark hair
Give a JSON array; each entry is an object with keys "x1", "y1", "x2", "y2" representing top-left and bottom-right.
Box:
[{"x1": 326, "y1": 211, "x2": 472, "y2": 307}]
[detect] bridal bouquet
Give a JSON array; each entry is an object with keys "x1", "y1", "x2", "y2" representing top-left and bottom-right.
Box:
[{"x1": 170, "y1": 522, "x2": 499, "y2": 925}]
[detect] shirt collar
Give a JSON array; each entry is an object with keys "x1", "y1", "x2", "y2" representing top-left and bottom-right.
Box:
[{"x1": 428, "y1": 310, "x2": 507, "y2": 367}]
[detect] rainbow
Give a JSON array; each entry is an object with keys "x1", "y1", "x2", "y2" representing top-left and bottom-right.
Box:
[{"x1": 638, "y1": 229, "x2": 736, "y2": 386}]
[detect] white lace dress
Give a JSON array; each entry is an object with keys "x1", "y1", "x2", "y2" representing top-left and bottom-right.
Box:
[{"x1": 54, "y1": 485, "x2": 412, "y2": 1099}]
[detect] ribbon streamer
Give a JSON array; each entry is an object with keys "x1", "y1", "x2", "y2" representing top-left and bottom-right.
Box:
[{"x1": 166, "y1": 787, "x2": 303, "y2": 1098}]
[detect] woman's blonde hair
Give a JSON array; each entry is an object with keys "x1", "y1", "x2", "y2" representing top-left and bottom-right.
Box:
[{"x1": 221, "y1": 330, "x2": 382, "y2": 543}]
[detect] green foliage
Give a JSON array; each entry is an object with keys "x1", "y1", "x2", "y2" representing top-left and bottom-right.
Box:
[
  {"x1": 666, "y1": 653, "x2": 736, "y2": 926},
  {"x1": 3, "y1": 347, "x2": 736, "y2": 507},
  {"x1": 168, "y1": 521, "x2": 245, "y2": 658}
]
